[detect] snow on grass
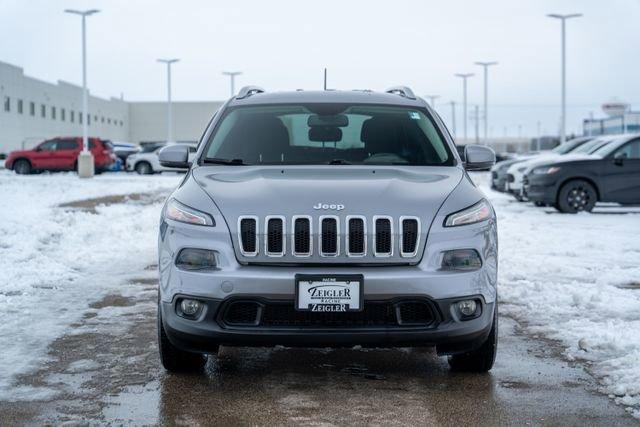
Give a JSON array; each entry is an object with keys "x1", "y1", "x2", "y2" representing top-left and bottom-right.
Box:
[
  {"x1": 0, "y1": 171, "x2": 181, "y2": 400},
  {"x1": 471, "y1": 172, "x2": 640, "y2": 417}
]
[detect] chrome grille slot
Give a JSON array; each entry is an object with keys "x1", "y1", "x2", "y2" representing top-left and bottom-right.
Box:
[
  {"x1": 400, "y1": 217, "x2": 420, "y2": 257},
  {"x1": 292, "y1": 216, "x2": 312, "y2": 256},
  {"x1": 237, "y1": 214, "x2": 420, "y2": 261},
  {"x1": 346, "y1": 216, "x2": 366, "y2": 256},
  {"x1": 320, "y1": 216, "x2": 339, "y2": 256},
  {"x1": 238, "y1": 216, "x2": 258, "y2": 256},
  {"x1": 265, "y1": 216, "x2": 285, "y2": 256},
  {"x1": 374, "y1": 216, "x2": 393, "y2": 257}
]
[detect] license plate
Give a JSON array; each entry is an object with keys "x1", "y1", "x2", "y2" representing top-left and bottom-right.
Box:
[{"x1": 295, "y1": 274, "x2": 363, "y2": 312}]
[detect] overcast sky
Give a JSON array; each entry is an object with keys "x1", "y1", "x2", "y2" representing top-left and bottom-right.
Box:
[{"x1": 1, "y1": 0, "x2": 639, "y2": 138}]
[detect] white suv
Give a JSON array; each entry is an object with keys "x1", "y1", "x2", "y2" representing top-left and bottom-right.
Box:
[{"x1": 126, "y1": 143, "x2": 197, "y2": 174}]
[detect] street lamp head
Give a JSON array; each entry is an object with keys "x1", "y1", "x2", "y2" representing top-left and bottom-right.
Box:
[
  {"x1": 455, "y1": 73, "x2": 474, "y2": 79},
  {"x1": 222, "y1": 71, "x2": 243, "y2": 77},
  {"x1": 475, "y1": 61, "x2": 498, "y2": 67},
  {"x1": 64, "y1": 9, "x2": 100, "y2": 16},
  {"x1": 158, "y1": 59, "x2": 180, "y2": 64},
  {"x1": 547, "y1": 13, "x2": 583, "y2": 20}
]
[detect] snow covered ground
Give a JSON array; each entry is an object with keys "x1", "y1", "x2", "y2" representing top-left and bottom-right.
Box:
[
  {"x1": 472, "y1": 172, "x2": 640, "y2": 418},
  {"x1": 0, "y1": 170, "x2": 638, "y2": 417},
  {"x1": 0, "y1": 171, "x2": 182, "y2": 400}
]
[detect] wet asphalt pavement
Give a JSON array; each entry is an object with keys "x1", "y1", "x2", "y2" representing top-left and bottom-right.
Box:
[{"x1": 0, "y1": 275, "x2": 635, "y2": 426}]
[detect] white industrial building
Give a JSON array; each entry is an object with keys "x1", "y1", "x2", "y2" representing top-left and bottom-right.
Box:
[{"x1": 0, "y1": 60, "x2": 222, "y2": 154}]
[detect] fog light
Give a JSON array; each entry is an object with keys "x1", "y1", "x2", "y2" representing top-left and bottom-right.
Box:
[
  {"x1": 441, "y1": 249, "x2": 482, "y2": 271},
  {"x1": 176, "y1": 248, "x2": 217, "y2": 271},
  {"x1": 179, "y1": 299, "x2": 202, "y2": 317},
  {"x1": 458, "y1": 300, "x2": 477, "y2": 317}
]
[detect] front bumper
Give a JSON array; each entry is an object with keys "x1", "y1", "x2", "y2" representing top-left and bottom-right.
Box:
[
  {"x1": 523, "y1": 174, "x2": 559, "y2": 204},
  {"x1": 161, "y1": 295, "x2": 495, "y2": 355}
]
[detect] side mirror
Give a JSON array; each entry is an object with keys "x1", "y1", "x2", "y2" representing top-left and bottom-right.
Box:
[
  {"x1": 464, "y1": 145, "x2": 496, "y2": 171},
  {"x1": 614, "y1": 151, "x2": 627, "y2": 165},
  {"x1": 159, "y1": 145, "x2": 191, "y2": 169}
]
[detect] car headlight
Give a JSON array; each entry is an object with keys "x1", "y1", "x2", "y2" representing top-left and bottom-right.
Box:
[
  {"x1": 532, "y1": 166, "x2": 561, "y2": 175},
  {"x1": 164, "y1": 199, "x2": 214, "y2": 226},
  {"x1": 444, "y1": 199, "x2": 492, "y2": 227}
]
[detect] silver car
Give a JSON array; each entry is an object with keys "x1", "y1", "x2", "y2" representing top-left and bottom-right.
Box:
[{"x1": 157, "y1": 86, "x2": 498, "y2": 373}]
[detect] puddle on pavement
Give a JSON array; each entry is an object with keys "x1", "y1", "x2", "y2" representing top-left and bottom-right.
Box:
[
  {"x1": 616, "y1": 282, "x2": 640, "y2": 289},
  {"x1": 58, "y1": 192, "x2": 166, "y2": 213},
  {"x1": 89, "y1": 294, "x2": 136, "y2": 309}
]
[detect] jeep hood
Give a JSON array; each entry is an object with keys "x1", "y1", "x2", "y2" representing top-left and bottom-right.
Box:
[{"x1": 192, "y1": 165, "x2": 464, "y2": 263}]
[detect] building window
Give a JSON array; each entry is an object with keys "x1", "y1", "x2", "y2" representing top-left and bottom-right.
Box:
[
  {"x1": 51, "y1": 106, "x2": 56, "y2": 120},
  {"x1": 79, "y1": 112, "x2": 83, "y2": 124},
  {"x1": 120, "y1": 120, "x2": 124, "y2": 126},
  {"x1": 107, "y1": 118, "x2": 111, "y2": 124},
  {"x1": 17, "y1": 99, "x2": 23, "y2": 114},
  {"x1": 94, "y1": 115, "x2": 97, "y2": 123},
  {"x1": 61, "y1": 108, "x2": 66, "y2": 121},
  {"x1": 41, "y1": 104, "x2": 46, "y2": 118},
  {"x1": 30, "y1": 102, "x2": 35, "y2": 116},
  {"x1": 3, "y1": 96, "x2": 10, "y2": 112},
  {"x1": 70, "y1": 110, "x2": 75, "y2": 123}
]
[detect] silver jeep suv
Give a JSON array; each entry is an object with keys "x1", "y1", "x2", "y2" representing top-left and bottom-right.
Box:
[{"x1": 157, "y1": 86, "x2": 498, "y2": 373}]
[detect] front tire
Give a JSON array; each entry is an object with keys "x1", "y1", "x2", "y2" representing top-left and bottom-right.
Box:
[
  {"x1": 556, "y1": 179, "x2": 597, "y2": 213},
  {"x1": 158, "y1": 308, "x2": 208, "y2": 373},
  {"x1": 14, "y1": 159, "x2": 32, "y2": 175},
  {"x1": 135, "y1": 161, "x2": 153, "y2": 175},
  {"x1": 448, "y1": 307, "x2": 498, "y2": 373}
]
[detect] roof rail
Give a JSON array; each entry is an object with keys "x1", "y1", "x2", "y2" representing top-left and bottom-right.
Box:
[
  {"x1": 385, "y1": 86, "x2": 416, "y2": 100},
  {"x1": 236, "y1": 86, "x2": 265, "y2": 100}
]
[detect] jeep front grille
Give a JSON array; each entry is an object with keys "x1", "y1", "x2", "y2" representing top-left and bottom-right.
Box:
[
  {"x1": 236, "y1": 215, "x2": 421, "y2": 260},
  {"x1": 320, "y1": 216, "x2": 339, "y2": 256},
  {"x1": 374, "y1": 216, "x2": 393, "y2": 256},
  {"x1": 238, "y1": 216, "x2": 258, "y2": 256}
]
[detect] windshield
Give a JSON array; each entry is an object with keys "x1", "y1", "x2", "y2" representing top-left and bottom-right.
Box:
[
  {"x1": 571, "y1": 138, "x2": 611, "y2": 154},
  {"x1": 141, "y1": 143, "x2": 165, "y2": 153},
  {"x1": 552, "y1": 137, "x2": 590, "y2": 154},
  {"x1": 203, "y1": 104, "x2": 454, "y2": 166},
  {"x1": 591, "y1": 137, "x2": 633, "y2": 157}
]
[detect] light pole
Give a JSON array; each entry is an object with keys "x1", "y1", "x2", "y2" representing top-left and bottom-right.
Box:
[
  {"x1": 157, "y1": 59, "x2": 179, "y2": 143},
  {"x1": 222, "y1": 71, "x2": 242, "y2": 97},
  {"x1": 425, "y1": 95, "x2": 439, "y2": 109},
  {"x1": 449, "y1": 101, "x2": 457, "y2": 137},
  {"x1": 547, "y1": 13, "x2": 582, "y2": 144},
  {"x1": 474, "y1": 61, "x2": 498, "y2": 144},
  {"x1": 64, "y1": 8, "x2": 99, "y2": 178},
  {"x1": 455, "y1": 73, "x2": 474, "y2": 141}
]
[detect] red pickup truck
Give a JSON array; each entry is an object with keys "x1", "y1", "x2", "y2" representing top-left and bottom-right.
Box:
[{"x1": 5, "y1": 137, "x2": 116, "y2": 174}]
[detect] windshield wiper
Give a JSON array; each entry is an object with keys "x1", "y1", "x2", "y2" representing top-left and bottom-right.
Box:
[
  {"x1": 202, "y1": 158, "x2": 248, "y2": 165},
  {"x1": 327, "y1": 159, "x2": 352, "y2": 165}
]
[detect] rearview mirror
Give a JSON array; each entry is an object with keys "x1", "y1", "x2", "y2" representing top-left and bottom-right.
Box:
[
  {"x1": 464, "y1": 145, "x2": 496, "y2": 171},
  {"x1": 614, "y1": 151, "x2": 627, "y2": 165},
  {"x1": 159, "y1": 145, "x2": 191, "y2": 169}
]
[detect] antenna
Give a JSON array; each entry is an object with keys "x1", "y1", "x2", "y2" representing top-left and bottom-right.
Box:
[{"x1": 324, "y1": 68, "x2": 327, "y2": 90}]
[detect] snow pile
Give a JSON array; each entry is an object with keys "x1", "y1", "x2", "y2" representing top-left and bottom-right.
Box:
[
  {"x1": 0, "y1": 171, "x2": 181, "y2": 399},
  {"x1": 476, "y1": 173, "x2": 640, "y2": 417}
]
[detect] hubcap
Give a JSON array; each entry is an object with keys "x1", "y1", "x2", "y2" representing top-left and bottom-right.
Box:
[{"x1": 567, "y1": 187, "x2": 590, "y2": 211}]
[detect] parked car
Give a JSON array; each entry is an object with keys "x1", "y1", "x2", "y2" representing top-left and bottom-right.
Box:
[
  {"x1": 126, "y1": 143, "x2": 197, "y2": 174},
  {"x1": 110, "y1": 142, "x2": 140, "y2": 166},
  {"x1": 523, "y1": 134, "x2": 640, "y2": 212},
  {"x1": 491, "y1": 156, "x2": 535, "y2": 192},
  {"x1": 505, "y1": 136, "x2": 595, "y2": 200},
  {"x1": 156, "y1": 86, "x2": 499, "y2": 373},
  {"x1": 5, "y1": 137, "x2": 116, "y2": 174}
]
